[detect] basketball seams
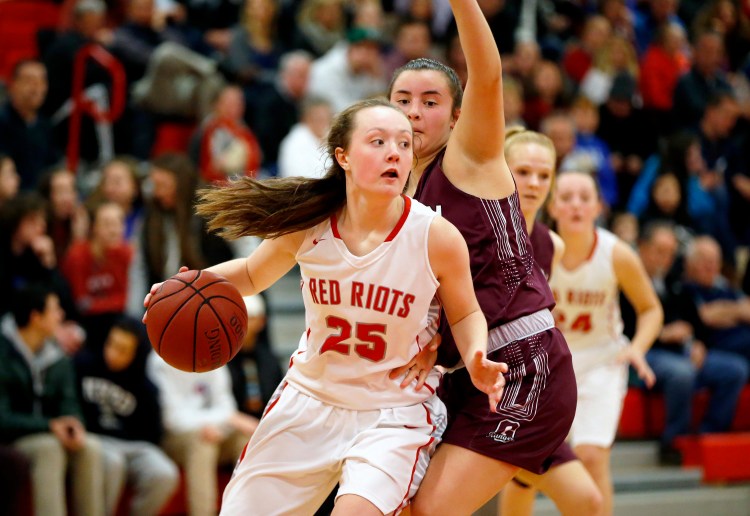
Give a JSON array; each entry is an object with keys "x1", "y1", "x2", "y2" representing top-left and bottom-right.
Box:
[{"x1": 147, "y1": 270, "x2": 247, "y2": 373}]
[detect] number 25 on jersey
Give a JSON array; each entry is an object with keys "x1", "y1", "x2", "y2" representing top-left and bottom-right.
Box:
[{"x1": 320, "y1": 316, "x2": 388, "y2": 362}]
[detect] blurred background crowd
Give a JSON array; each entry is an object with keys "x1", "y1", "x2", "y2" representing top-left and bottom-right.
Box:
[{"x1": 1, "y1": 0, "x2": 750, "y2": 514}]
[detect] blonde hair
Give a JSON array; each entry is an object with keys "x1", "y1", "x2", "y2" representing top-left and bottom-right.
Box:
[{"x1": 504, "y1": 126, "x2": 557, "y2": 165}]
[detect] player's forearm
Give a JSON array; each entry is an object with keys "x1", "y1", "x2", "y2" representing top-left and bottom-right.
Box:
[
  {"x1": 450, "y1": 310, "x2": 490, "y2": 364},
  {"x1": 631, "y1": 305, "x2": 664, "y2": 354},
  {"x1": 449, "y1": 0, "x2": 501, "y2": 78},
  {"x1": 206, "y1": 258, "x2": 257, "y2": 296}
]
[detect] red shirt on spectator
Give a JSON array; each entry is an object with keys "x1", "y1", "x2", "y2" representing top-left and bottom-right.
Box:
[
  {"x1": 640, "y1": 45, "x2": 689, "y2": 111},
  {"x1": 61, "y1": 241, "x2": 133, "y2": 316}
]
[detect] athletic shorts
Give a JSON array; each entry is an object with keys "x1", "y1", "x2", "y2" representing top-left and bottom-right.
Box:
[
  {"x1": 438, "y1": 327, "x2": 577, "y2": 475},
  {"x1": 569, "y1": 343, "x2": 628, "y2": 448},
  {"x1": 220, "y1": 384, "x2": 447, "y2": 515}
]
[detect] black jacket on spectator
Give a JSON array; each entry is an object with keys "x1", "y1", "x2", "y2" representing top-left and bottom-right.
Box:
[
  {"x1": 0, "y1": 102, "x2": 60, "y2": 191},
  {"x1": 74, "y1": 344, "x2": 163, "y2": 444}
]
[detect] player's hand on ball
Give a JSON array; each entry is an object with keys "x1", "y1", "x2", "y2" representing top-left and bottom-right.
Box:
[
  {"x1": 143, "y1": 266, "x2": 190, "y2": 322},
  {"x1": 466, "y1": 350, "x2": 508, "y2": 413}
]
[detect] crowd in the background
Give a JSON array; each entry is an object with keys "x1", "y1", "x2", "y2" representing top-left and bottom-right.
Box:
[{"x1": 2, "y1": 0, "x2": 750, "y2": 514}]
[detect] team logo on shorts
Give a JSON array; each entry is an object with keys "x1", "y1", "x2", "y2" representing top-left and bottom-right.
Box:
[{"x1": 488, "y1": 419, "x2": 520, "y2": 443}]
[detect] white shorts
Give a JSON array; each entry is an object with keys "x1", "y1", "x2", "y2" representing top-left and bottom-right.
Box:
[
  {"x1": 569, "y1": 342, "x2": 628, "y2": 448},
  {"x1": 220, "y1": 383, "x2": 447, "y2": 515}
]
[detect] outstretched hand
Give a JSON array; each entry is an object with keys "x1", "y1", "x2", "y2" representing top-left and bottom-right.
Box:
[
  {"x1": 466, "y1": 350, "x2": 508, "y2": 413},
  {"x1": 617, "y1": 346, "x2": 655, "y2": 388},
  {"x1": 143, "y1": 266, "x2": 190, "y2": 323},
  {"x1": 390, "y1": 334, "x2": 441, "y2": 390}
]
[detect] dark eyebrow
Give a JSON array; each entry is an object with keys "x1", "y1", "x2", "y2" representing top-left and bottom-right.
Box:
[{"x1": 393, "y1": 89, "x2": 444, "y2": 96}]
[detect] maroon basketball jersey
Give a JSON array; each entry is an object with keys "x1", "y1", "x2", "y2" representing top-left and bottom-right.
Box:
[
  {"x1": 414, "y1": 151, "x2": 555, "y2": 367},
  {"x1": 530, "y1": 220, "x2": 554, "y2": 279}
]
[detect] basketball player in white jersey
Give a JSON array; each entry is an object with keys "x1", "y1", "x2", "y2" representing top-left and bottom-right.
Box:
[
  {"x1": 144, "y1": 98, "x2": 507, "y2": 515},
  {"x1": 547, "y1": 171, "x2": 663, "y2": 515}
]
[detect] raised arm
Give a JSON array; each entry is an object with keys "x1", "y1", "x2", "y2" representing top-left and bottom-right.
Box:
[{"x1": 443, "y1": 0, "x2": 515, "y2": 197}]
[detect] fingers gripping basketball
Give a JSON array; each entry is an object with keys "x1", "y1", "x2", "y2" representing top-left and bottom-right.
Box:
[{"x1": 146, "y1": 270, "x2": 248, "y2": 372}]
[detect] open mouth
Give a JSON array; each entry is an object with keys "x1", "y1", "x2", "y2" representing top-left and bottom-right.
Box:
[{"x1": 382, "y1": 169, "x2": 399, "y2": 178}]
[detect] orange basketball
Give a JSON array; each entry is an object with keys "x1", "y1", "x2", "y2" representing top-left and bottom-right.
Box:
[{"x1": 146, "y1": 270, "x2": 247, "y2": 372}]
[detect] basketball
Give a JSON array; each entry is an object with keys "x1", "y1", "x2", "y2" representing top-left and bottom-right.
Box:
[{"x1": 146, "y1": 270, "x2": 248, "y2": 372}]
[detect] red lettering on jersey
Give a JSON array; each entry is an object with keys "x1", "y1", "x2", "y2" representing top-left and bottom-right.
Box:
[
  {"x1": 319, "y1": 279, "x2": 329, "y2": 304},
  {"x1": 365, "y1": 283, "x2": 375, "y2": 310},
  {"x1": 373, "y1": 286, "x2": 389, "y2": 312},
  {"x1": 351, "y1": 281, "x2": 364, "y2": 307},
  {"x1": 388, "y1": 289, "x2": 404, "y2": 315},
  {"x1": 309, "y1": 278, "x2": 319, "y2": 304},
  {"x1": 397, "y1": 293, "x2": 415, "y2": 318},
  {"x1": 329, "y1": 279, "x2": 341, "y2": 305}
]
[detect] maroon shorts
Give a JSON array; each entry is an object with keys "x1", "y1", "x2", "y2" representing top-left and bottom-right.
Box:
[{"x1": 438, "y1": 328, "x2": 577, "y2": 474}]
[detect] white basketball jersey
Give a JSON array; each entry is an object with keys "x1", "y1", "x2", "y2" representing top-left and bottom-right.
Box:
[
  {"x1": 286, "y1": 196, "x2": 442, "y2": 410},
  {"x1": 549, "y1": 228, "x2": 625, "y2": 351}
]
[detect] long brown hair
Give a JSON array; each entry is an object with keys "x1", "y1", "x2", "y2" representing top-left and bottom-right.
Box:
[{"x1": 197, "y1": 97, "x2": 409, "y2": 240}]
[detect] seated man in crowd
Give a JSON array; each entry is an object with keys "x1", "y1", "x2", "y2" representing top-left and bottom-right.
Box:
[
  {"x1": 684, "y1": 235, "x2": 750, "y2": 369},
  {"x1": 626, "y1": 223, "x2": 748, "y2": 465},
  {"x1": 0, "y1": 285, "x2": 106, "y2": 516}
]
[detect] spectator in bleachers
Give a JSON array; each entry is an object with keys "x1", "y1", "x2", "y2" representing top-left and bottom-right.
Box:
[
  {"x1": 599, "y1": 0, "x2": 636, "y2": 43},
  {"x1": 38, "y1": 167, "x2": 90, "y2": 265},
  {"x1": 0, "y1": 194, "x2": 78, "y2": 327},
  {"x1": 88, "y1": 156, "x2": 144, "y2": 242},
  {"x1": 245, "y1": 50, "x2": 313, "y2": 174},
  {"x1": 597, "y1": 72, "x2": 657, "y2": 206},
  {"x1": 307, "y1": 26, "x2": 387, "y2": 114},
  {"x1": 382, "y1": 17, "x2": 436, "y2": 80},
  {"x1": 691, "y1": 92, "x2": 740, "y2": 273},
  {"x1": 505, "y1": 39, "x2": 541, "y2": 95},
  {"x1": 190, "y1": 84, "x2": 263, "y2": 183},
  {"x1": 0, "y1": 445, "x2": 30, "y2": 516},
  {"x1": 129, "y1": 153, "x2": 233, "y2": 315},
  {"x1": 0, "y1": 154, "x2": 20, "y2": 208},
  {"x1": 564, "y1": 96, "x2": 619, "y2": 210},
  {"x1": 502, "y1": 75, "x2": 525, "y2": 127},
  {"x1": 169, "y1": 0, "x2": 243, "y2": 53},
  {"x1": 672, "y1": 30, "x2": 734, "y2": 129},
  {"x1": 222, "y1": 0, "x2": 284, "y2": 88},
  {"x1": 0, "y1": 284, "x2": 106, "y2": 516},
  {"x1": 684, "y1": 235, "x2": 750, "y2": 368},
  {"x1": 524, "y1": 60, "x2": 569, "y2": 130},
  {"x1": 75, "y1": 316, "x2": 179, "y2": 516},
  {"x1": 61, "y1": 201, "x2": 132, "y2": 349},
  {"x1": 291, "y1": 0, "x2": 346, "y2": 58},
  {"x1": 639, "y1": 21, "x2": 690, "y2": 135},
  {"x1": 148, "y1": 353, "x2": 257, "y2": 516},
  {"x1": 727, "y1": 127, "x2": 750, "y2": 248},
  {"x1": 633, "y1": 0, "x2": 685, "y2": 55},
  {"x1": 691, "y1": 0, "x2": 750, "y2": 71},
  {"x1": 109, "y1": 0, "x2": 194, "y2": 86},
  {"x1": 629, "y1": 222, "x2": 748, "y2": 465},
  {"x1": 610, "y1": 210, "x2": 639, "y2": 248},
  {"x1": 639, "y1": 173, "x2": 694, "y2": 237},
  {"x1": 561, "y1": 15, "x2": 611, "y2": 85},
  {"x1": 227, "y1": 295, "x2": 283, "y2": 420},
  {"x1": 42, "y1": 0, "x2": 114, "y2": 164},
  {"x1": 277, "y1": 97, "x2": 332, "y2": 179},
  {"x1": 580, "y1": 34, "x2": 639, "y2": 106},
  {"x1": 541, "y1": 110, "x2": 577, "y2": 170},
  {"x1": 0, "y1": 60, "x2": 61, "y2": 191}
]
